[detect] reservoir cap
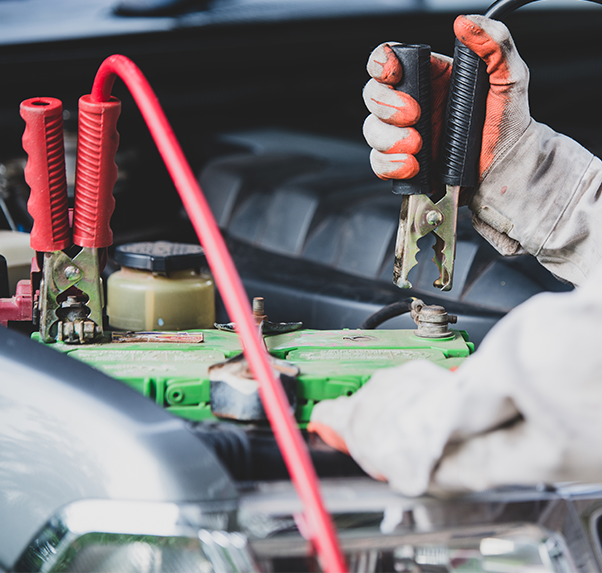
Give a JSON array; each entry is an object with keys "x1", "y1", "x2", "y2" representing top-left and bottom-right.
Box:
[{"x1": 115, "y1": 241, "x2": 206, "y2": 272}]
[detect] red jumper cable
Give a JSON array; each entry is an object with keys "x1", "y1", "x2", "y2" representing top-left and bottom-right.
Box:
[{"x1": 89, "y1": 55, "x2": 348, "y2": 573}]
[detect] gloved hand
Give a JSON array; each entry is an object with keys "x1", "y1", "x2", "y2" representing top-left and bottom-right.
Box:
[
  {"x1": 364, "y1": 15, "x2": 530, "y2": 185},
  {"x1": 363, "y1": 42, "x2": 452, "y2": 182},
  {"x1": 309, "y1": 265, "x2": 602, "y2": 496},
  {"x1": 364, "y1": 15, "x2": 602, "y2": 286}
]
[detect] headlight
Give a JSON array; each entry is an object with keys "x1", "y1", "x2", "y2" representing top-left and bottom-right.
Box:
[{"x1": 15, "y1": 499, "x2": 259, "y2": 573}]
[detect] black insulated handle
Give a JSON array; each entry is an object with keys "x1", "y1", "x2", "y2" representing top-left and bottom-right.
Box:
[
  {"x1": 441, "y1": 39, "x2": 489, "y2": 187},
  {"x1": 390, "y1": 44, "x2": 432, "y2": 196}
]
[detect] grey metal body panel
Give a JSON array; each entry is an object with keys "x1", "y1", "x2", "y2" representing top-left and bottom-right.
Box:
[{"x1": 0, "y1": 327, "x2": 237, "y2": 569}]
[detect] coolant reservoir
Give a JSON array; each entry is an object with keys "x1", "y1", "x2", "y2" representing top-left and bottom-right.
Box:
[{"x1": 107, "y1": 241, "x2": 215, "y2": 331}]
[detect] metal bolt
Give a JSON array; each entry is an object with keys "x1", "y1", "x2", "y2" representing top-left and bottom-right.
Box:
[
  {"x1": 64, "y1": 265, "x2": 81, "y2": 281},
  {"x1": 425, "y1": 210, "x2": 443, "y2": 226},
  {"x1": 252, "y1": 296, "x2": 268, "y2": 328},
  {"x1": 252, "y1": 297, "x2": 265, "y2": 317}
]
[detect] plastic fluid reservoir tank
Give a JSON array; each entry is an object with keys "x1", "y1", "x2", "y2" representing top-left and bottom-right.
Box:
[{"x1": 107, "y1": 241, "x2": 215, "y2": 331}]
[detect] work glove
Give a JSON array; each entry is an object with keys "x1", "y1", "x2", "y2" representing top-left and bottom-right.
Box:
[{"x1": 363, "y1": 15, "x2": 602, "y2": 286}]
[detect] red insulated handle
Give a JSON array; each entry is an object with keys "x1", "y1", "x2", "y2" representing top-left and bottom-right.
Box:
[
  {"x1": 73, "y1": 94, "x2": 121, "y2": 248},
  {"x1": 21, "y1": 97, "x2": 71, "y2": 252}
]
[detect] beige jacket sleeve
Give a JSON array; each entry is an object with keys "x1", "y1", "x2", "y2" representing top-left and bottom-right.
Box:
[{"x1": 469, "y1": 120, "x2": 602, "y2": 286}]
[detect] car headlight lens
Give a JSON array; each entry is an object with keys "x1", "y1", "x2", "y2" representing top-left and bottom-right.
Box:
[
  {"x1": 48, "y1": 530, "x2": 257, "y2": 573},
  {"x1": 49, "y1": 534, "x2": 212, "y2": 573},
  {"x1": 15, "y1": 499, "x2": 259, "y2": 573}
]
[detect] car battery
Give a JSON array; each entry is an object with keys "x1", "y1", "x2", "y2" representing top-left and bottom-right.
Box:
[{"x1": 33, "y1": 327, "x2": 474, "y2": 427}]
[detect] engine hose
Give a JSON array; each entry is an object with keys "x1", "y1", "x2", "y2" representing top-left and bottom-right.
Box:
[
  {"x1": 360, "y1": 299, "x2": 414, "y2": 330},
  {"x1": 89, "y1": 55, "x2": 347, "y2": 573}
]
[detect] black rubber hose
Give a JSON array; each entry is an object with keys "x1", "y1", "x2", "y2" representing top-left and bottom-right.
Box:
[
  {"x1": 486, "y1": 0, "x2": 602, "y2": 19},
  {"x1": 360, "y1": 299, "x2": 414, "y2": 330}
]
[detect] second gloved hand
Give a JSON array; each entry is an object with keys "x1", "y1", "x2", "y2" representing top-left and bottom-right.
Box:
[{"x1": 309, "y1": 267, "x2": 602, "y2": 496}]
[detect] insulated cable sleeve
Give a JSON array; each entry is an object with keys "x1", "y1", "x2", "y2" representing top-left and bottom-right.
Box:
[
  {"x1": 359, "y1": 299, "x2": 413, "y2": 330},
  {"x1": 73, "y1": 95, "x2": 121, "y2": 249},
  {"x1": 20, "y1": 97, "x2": 71, "y2": 252},
  {"x1": 440, "y1": 39, "x2": 489, "y2": 187},
  {"x1": 90, "y1": 55, "x2": 348, "y2": 573},
  {"x1": 485, "y1": 0, "x2": 533, "y2": 18},
  {"x1": 390, "y1": 44, "x2": 432, "y2": 196}
]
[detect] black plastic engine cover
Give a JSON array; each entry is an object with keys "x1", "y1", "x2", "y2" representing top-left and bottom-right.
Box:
[{"x1": 199, "y1": 130, "x2": 571, "y2": 346}]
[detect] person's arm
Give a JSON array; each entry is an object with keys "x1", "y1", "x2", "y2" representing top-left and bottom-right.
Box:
[
  {"x1": 363, "y1": 15, "x2": 602, "y2": 286},
  {"x1": 308, "y1": 15, "x2": 602, "y2": 495}
]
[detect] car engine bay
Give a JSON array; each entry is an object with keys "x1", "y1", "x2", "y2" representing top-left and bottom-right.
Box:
[{"x1": 1, "y1": 1, "x2": 602, "y2": 572}]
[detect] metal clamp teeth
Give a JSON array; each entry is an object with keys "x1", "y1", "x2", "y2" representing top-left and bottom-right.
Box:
[
  {"x1": 393, "y1": 185, "x2": 460, "y2": 292},
  {"x1": 58, "y1": 319, "x2": 101, "y2": 344}
]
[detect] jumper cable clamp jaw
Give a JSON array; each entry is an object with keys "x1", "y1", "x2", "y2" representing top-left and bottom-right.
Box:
[
  {"x1": 393, "y1": 184, "x2": 459, "y2": 291},
  {"x1": 38, "y1": 248, "x2": 104, "y2": 344},
  {"x1": 390, "y1": 29, "x2": 490, "y2": 292},
  {"x1": 389, "y1": 43, "x2": 458, "y2": 292}
]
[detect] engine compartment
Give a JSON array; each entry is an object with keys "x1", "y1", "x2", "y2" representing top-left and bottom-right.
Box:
[{"x1": 1, "y1": 4, "x2": 602, "y2": 571}]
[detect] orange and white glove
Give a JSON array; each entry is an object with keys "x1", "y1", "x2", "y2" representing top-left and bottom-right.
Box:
[
  {"x1": 363, "y1": 42, "x2": 451, "y2": 182},
  {"x1": 364, "y1": 15, "x2": 530, "y2": 185},
  {"x1": 363, "y1": 14, "x2": 602, "y2": 286}
]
